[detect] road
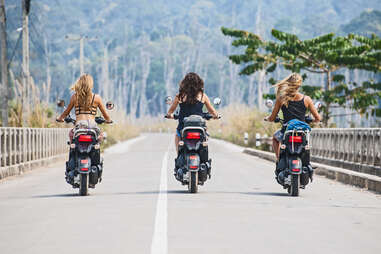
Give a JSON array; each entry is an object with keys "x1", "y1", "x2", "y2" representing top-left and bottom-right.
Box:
[{"x1": 0, "y1": 133, "x2": 380, "y2": 254}]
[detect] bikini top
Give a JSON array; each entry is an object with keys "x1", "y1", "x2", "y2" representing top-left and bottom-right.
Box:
[{"x1": 75, "y1": 94, "x2": 97, "y2": 115}]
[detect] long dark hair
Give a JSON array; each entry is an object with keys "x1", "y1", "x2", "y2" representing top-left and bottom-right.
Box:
[{"x1": 178, "y1": 72, "x2": 204, "y2": 104}]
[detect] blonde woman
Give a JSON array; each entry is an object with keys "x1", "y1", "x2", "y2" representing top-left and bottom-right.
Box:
[
  {"x1": 265, "y1": 73, "x2": 321, "y2": 160},
  {"x1": 56, "y1": 74, "x2": 113, "y2": 141}
]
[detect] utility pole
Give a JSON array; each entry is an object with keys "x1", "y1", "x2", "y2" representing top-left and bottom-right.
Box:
[
  {"x1": 0, "y1": 0, "x2": 9, "y2": 126},
  {"x1": 22, "y1": 0, "x2": 30, "y2": 118},
  {"x1": 65, "y1": 34, "x2": 97, "y2": 75},
  {"x1": 79, "y1": 37, "x2": 84, "y2": 75}
]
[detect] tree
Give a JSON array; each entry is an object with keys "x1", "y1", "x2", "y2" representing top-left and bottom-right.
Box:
[
  {"x1": 221, "y1": 27, "x2": 381, "y2": 125},
  {"x1": 0, "y1": 0, "x2": 9, "y2": 126}
]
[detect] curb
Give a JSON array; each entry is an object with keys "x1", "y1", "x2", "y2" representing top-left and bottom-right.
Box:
[
  {"x1": 0, "y1": 154, "x2": 66, "y2": 180},
  {"x1": 243, "y1": 147, "x2": 381, "y2": 194}
]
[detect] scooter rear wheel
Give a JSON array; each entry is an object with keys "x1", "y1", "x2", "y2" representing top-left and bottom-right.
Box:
[
  {"x1": 189, "y1": 172, "x2": 198, "y2": 193},
  {"x1": 79, "y1": 174, "x2": 89, "y2": 196},
  {"x1": 288, "y1": 174, "x2": 299, "y2": 197}
]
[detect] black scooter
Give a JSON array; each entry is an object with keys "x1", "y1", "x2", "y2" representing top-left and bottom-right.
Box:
[
  {"x1": 57, "y1": 100, "x2": 114, "y2": 196},
  {"x1": 164, "y1": 97, "x2": 221, "y2": 193},
  {"x1": 265, "y1": 100, "x2": 321, "y2": 196}
]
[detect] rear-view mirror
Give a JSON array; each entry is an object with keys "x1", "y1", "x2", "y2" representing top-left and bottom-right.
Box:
[
  {"x1": 213, "y1": 97, "x2": 221, "y2": 105},
  {"x1": 165, "y1": 96, "x2": 173, "y2": 105},
  {"x1": 57, "y1": 99, "x2": 65, "y2": 108},
  {"x1": 265, "y1": 99, "x2": 274, "y2": 109},
  {"x1": 106, "y1": 101, "x2": 114, "y2": 110}
]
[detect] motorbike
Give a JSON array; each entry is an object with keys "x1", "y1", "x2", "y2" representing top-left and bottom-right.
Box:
[
  {"x1": 164, "y1": 96, "x2": 221, "y2": 193},
  {"x1": 265, "y1": 99, "x2": 321, "y2": 196},
  {"x1": 56, "y1": 99, "x2": 114, "y2": 196}
]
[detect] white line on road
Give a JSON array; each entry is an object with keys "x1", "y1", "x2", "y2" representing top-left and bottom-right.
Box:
[{"x1": 151, "y1": 150, "x2": 168, "y2": 254}]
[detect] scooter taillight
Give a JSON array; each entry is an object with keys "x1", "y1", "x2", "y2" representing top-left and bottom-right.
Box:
[
  {"x1": 80, "y1": 168, "x2": 89, "y2": 172},
  {"x1": 186, "y1": 132, "x2": 201, "y2": 140},
  {"x1": 288, "y1": 136, "x2": 303, "y2": 143},
  {"x1": 78, "y1": 135, "x2": 93, "y2": 142}
]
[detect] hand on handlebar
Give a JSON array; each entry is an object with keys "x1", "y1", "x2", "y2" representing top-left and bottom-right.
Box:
[
  {"x1": 56, "y1": 117, "x2": 64, "y2": 123},
  {"x1": 165, "y1": 113, "x2": 174, "y2": 119},
  {"x1": 214, "y1": 113, "x2": 222, "y2": 119}
]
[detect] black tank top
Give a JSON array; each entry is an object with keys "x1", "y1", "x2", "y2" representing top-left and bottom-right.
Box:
[
  {"x1": 177, "y1": 101, "x2": 204, "y2": 131},
  {"x1": 281, "y1": 96, "x2": 306, "y2": 123}
]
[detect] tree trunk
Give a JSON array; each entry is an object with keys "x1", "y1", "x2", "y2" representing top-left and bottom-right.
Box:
[
  {"x1": 0, "y1": 0, "x2": 9, "y2": 126},
  {"x1": 22, "y1": 0, "x2": 30, "y2": 119},
  {"x1": 323, "y1": 70, "x2": 331, "y2": 127},
  {"x1": 44, "y1": 37, "x2": 51, "y2": 104},
  {"x1": 138, "y1": 50, "x2": 151, "y2": 117}
]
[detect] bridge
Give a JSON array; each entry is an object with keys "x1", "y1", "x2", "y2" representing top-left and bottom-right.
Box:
[{"x1": 0, "y1": 130, "x2": 381, "y2": 253}]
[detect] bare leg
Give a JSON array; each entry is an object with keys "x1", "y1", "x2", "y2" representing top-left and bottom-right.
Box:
[
  {"x1": 175, "y1": 134, "x2": 180, "y2": 154},
  {"x1": 272, "y1": 136, "x2": 280, "y2": 161}
]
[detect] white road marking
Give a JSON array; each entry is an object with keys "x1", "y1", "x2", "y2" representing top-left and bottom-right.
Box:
[
  {"x1": 151, "y1": 151, "x2": 168, "y2": 254},
  {"x1": 104, "y1": 135, "x2": 146, "y2": 154}
]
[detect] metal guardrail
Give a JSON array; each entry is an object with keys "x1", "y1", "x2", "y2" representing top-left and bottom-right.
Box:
[{"x1": 0, "y1": 128, "x2": 70, "y2": 169}]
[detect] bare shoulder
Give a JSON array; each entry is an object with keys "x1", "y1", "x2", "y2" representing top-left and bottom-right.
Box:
[
  {"x1": 93, "y1": 94, "x2": 103, "y2": 105},
  {"x1": 304, "y1": 95, "x2": 313, "y2": 107},
  {"x1": 304, "y1": 95, "x2": 312, "y2": 102},
  {"x1": 202, "y1": 93, "x2": 209, "y2": 103},
  {"x1": 70, "y1": 94, "x2": 76, "y2": 103}
]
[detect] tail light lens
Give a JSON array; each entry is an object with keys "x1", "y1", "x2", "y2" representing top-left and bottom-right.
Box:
[
  {"x1": 186, "y1": 132, "x2": 201, "y2": 140},
  {"x1": 78, "y1": 135, "x2": 93, "y2": 142},
  {"x1": 288, "y1": 136, "x2": 303, "y2": 143},
  {"x1": 80, "y1": 168, "x2": 89, "y2": 171}
]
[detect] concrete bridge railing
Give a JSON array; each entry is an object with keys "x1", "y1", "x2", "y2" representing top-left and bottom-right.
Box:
[
  {"x1": 253, "y1": 128, "x2": 381, "y2": 177},
  {"x1": 310, "y1": 128, "x2": 381, "y2": 177},
  {"x1": 0, "y1": 127, "x2": 70, "y2": 179}
]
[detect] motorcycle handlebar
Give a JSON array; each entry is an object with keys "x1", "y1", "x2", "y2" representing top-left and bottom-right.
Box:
[
  {"x1": 305, "y1": 116, "x2": 313, "y2": 124},
  {"x1": 64, "y1": 116, "x2": 75, "y2": 124},
  {"x1": 273, "y1": 115, "x2": 314, "y2": 124},
  {"x1": 57, "y1": 116, "x2": 111, "y2": 125}
]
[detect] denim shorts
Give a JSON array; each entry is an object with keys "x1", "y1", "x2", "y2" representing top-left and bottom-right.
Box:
[
  {"x1": 274, "y1": 129, "x2": 284, "y2": 142},
  {"x1": 176, "y1": 129, "x2": 181, "y2": 137}
]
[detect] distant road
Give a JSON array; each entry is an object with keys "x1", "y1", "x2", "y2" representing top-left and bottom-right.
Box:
[{"x1": 0, "y1": 133, "x2": 380, "y2": 254}]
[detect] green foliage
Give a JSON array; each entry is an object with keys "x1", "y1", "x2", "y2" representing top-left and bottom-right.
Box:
[{"x1": 222, "y1": 25, "x2": 381, "y2": 124}]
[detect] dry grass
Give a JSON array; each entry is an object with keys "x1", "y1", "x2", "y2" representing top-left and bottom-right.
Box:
[
  {"x1": 208, "y1": 104, "x2": 277, "y2": 149},
  {"x1": 101, "y1": 111, "x2": 140, "y2": 149},
  {"x1": 7, "y1": 100, "x2": 57, "y2": 128}
]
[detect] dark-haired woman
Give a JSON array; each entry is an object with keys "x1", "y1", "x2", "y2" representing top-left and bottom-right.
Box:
[{"x1": 166, "y1": 72, "x2": 220, "y2": 152}]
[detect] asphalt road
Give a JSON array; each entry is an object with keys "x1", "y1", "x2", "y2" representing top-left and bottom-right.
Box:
[{"x1": 0, "y1": 133, "x2": 380, "y2": 254}]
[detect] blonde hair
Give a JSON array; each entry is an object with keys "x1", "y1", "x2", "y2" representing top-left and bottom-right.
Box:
[
  {"x1": 273, "y1": 73, "x2": 302, "y2": 107},
  {"x1": 71, "y1": 74, "x2": 94, "y2": 108}
]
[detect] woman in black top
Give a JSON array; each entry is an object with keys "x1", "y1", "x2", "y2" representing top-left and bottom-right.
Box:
[
  {"x1": 265, "y1": 73, "x2": 321, "y2": 160},
  {"x1": 166, "y1": 72, "x2": 219, "y2": 152}
]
